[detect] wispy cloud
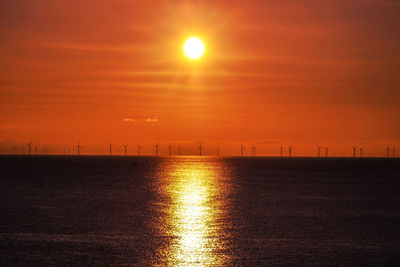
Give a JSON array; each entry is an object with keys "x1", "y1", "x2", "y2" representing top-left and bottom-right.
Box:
[
  {"x1": 144, "y1": 117, "x2": 158, "y2": 123},
  {"x1": 32, "y1": 41, "x2": 150, "y2": 52},
  {"x1": 123, "y1": 117, "x2": 159, "y2": 123},
  {"x1": 123, "y1": 118, "x2": 137, "y2": 123}
]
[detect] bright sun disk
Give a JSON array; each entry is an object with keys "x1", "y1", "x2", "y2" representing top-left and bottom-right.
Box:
[{"x1": 184, "y1": 37, "x2": 205, "y2": 60}]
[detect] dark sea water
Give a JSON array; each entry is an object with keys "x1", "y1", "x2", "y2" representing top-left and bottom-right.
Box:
[{"x1": 0, "y1": 156, "x2": 399, "y2": 266}]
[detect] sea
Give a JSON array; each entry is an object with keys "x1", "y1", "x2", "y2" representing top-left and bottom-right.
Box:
[{"x1": 0, "y1": 156, "x2": 399, "y2": 266}]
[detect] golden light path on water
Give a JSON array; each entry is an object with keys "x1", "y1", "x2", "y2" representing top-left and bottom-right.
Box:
[{"x1": 157, "y1": 158, "x2": 231, "y2": 266}]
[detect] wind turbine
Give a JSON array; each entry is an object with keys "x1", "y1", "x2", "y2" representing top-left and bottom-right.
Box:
[
  {"x1": 77, "y1": 142, "x2": 82, "y2": 156},
  {"x1": 251, "y1": 146, "x2": 256, "y2": 157},
  {"x1": 27, "y1": 142, "x2": 32, "y2": 155},
  {"x1": 168, "y1": 144, "x2": 173, "y2": 156},
  {"x1": 352, "y1": 146, "x2": 357, "y2": 158},
  {"x1": 280, "y1": 144, "x2": 283, "y2": 157},
  {"x1": 109, "y1": 144, "x2": 112, "y2": 156},
  {"x1": 359, "y1": 146, "x2": 363, "y2": 158},
  {"x1": 124, "y1": 144, "x2": 128, "y2": 156},
  {"x1": 325, "y1": 147, "x2": 329, "y2": 158},
  {"x1": 288, "y1": 146, "x2": 292, "y2": 157},
  {"x1": 317, "y1": 145, "x2": 322, "y2": 157},
  {"x1": 155, "y1": 144, "x2": 159, "y2": 157}
]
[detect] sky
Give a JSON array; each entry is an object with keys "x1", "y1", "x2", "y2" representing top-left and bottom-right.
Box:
[{"x1": 0, "y1": 0, "x2": 399, "y2": 156}]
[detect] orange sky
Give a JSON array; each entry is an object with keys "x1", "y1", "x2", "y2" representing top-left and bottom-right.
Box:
[{"x1": 0, "y1": 0, "x2": 399, "y2": 156}]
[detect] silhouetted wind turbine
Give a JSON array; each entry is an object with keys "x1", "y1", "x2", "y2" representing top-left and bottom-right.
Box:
[
  {"x1": 317, "y1": 145, "x2": 322, "y2": 157},
  {"x1": 288, "y1": 146, "x2": 292, "y2": 157},
  {"x1": 359, "y1": 147, "x2": 363, "y2": 158},
  {"x1": 325, "y1": 147, "x2": 329, "y2": 158},
  {"x1": 280, "y1": 144, "x2": 283, "y2": 157},
  {"x1": 155, "y1": 144, "x2": 159, "y2": 157},
  {"x1": 27, "y1": 142, "x2": 32, "y2": 155},
  {"x1": 109, "y1": 144, "x2": 112, "y2": 156},
  {"x1": 251, "y1": 146, "x2": 256, "y2": 157},
  {"x1": 352, "y1": 146, "x2": 357, "y2": 158},
  {"x1": 77, "y1": 142, "x2": 82, "y2": 156},
  {"x1": 124, "y1": 144, "x2": 128, "y2": 156},
  {"x1": 168, "y1": 144, "x2": 173, "y2": 156}
]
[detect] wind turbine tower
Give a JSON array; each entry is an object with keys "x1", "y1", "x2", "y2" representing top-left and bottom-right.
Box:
[
  {"x1": 280, "y1": 144, "x2": 283, "y2": 157},
  {"x1": 168, "y1": 144, "x2": 172, "y2": 156},
  {"x1": 317, "y1": 145, "x2": 322, "y2": 157},
  {"x1": 124, "y1": 144, "x2": 128, "y2": 156},
  {"x1": 325, "y1": 147, "x2": 329, "y2": 158},
  {"x1": 352, "y1": 146, "x2": 357, "y2": 158},
  {"x1": 155, "y1": 144, "x2": 159, "y2": 157},
  {"x1": 77, "y1": 142, "x2": 82, "y2": 156},
  {"x1": 288, "y1": 146, "x2": 292, "y2": 157},
  {"x1": 251, "y1": 146, "x2": 256, "y2": 157},
  {"x1": 28, "y1": 142, "x2": 32, "y2": 155},
  {"x1": 360, "y1": 147, "x2": 363, "y2": 158}
]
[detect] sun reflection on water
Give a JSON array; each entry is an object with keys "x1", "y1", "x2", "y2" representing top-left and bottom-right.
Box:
[{"x1": 159, "y1": 158, "x2": 228, "y2": 266}]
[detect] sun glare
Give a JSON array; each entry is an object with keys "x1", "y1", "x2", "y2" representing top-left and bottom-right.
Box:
[{"x1": 183, "y1": 37, "x2": 205, "y2": 60}]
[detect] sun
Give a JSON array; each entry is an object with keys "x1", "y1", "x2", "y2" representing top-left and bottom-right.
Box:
[{"x1": 183, "y1": 37, "x2": 205, "y2": 60}]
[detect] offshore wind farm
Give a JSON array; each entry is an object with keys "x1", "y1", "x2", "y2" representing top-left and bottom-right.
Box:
[
  {"x1": 0, "y1": 141, "x2": 398, "y2": 158},
  {"x1": 1, "y1": 0, "x2": 400, "y2": 266}
]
